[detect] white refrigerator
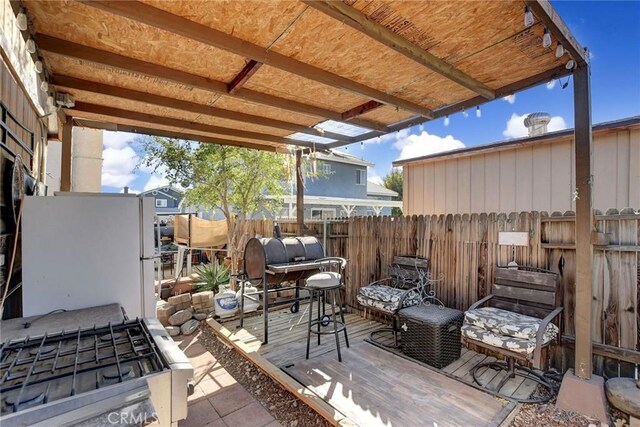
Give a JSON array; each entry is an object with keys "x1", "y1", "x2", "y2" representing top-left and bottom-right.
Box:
[{"x1": 21, "y1": 193, "x2": 157, "y2": 318}]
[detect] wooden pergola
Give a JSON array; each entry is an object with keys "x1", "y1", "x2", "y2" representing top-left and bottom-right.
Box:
[{"x1": 14, "y1": 0, "x2": 598, "y2": 414}]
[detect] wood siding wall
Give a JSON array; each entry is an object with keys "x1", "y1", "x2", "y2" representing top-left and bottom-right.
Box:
[
  {"x1": 247, "y1": 212, "x2": 639, "y2": 376},
  {"x1": 402, "y1": 127, "x2": 640, "y2": 216},
  {"x1": 1, "y1": 56, "x2": 46, "y2": 177}
]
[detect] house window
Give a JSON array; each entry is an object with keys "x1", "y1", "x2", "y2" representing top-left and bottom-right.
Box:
[
  {"x1": 310, "y1": 208, "x2": 336, "y2": 220},
  {"x1": 156, "y1": 198, "x2": 168, "y2": 208},
  {"x1": 356, "y1": 169, "x2": 366, "y2": 185}
]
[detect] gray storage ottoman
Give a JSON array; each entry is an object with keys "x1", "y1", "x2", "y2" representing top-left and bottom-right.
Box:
[{"x1": 399, "y1": 304, "x2": 464, "y2": 368}]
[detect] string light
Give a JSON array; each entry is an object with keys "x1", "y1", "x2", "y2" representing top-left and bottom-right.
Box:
[
  {"x1": 444, "y1": 115, "x2": 450, "y2": 127},
  {"x1": 542, "y1": 28, "x2": 552, "y2": 49},
  {"x1": 555, "y1": 42, "x2": 565, "y2": 58},
  {"x1": 524, "y1": 6, "x2": 534, "y2": 27},
  {"x1": 360, "y1": 141, "x2": 364, "y2": 150},
  {"x1": 40, "y1": 80, "x2": 48, "y2": 92},
  {"x1": 565, "y1": 58, "x2": 575, "y2": 70},
  {"x1": 16, "y1": 8, "x2": 28, "y2": 31},
  {"x1": 34, "y1": 60, "x2": 43, "y2": 73},
  {"x1": 476, "y1": 106, "x2": 481, "y2": 118},
  {"x1": 26, "y1": 38, "x2": 36, "y2": 53},
  {"x1": 462, "y1": 109, "x2": 468, "y2": 118}
]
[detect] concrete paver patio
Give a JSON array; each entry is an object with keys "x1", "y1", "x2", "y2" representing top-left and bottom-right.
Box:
[{"x1": 176, "y1": 331, "x2": 281, "y2": 427}]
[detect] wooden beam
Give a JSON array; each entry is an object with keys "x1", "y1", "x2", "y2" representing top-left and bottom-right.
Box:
[
  {"x1": 50, "y1": 74, "x2": 354, "y2": 143},
  {"x1": 227, "y1": 60, "x2": 262, "y2": 94},
  {"x1": 327, "y1": 64, "x2": 573, "y2": 149},
  {"x1": 70, "y1": 118, "x2": 280, "y2": 152},
  {"x1": 35, "y1": 34, "x2": 387, "y2": 132},
  {"x1": 83, "y1": 1, "x2": 434, "y2": 118},
  {"x1": 525, "y1": 0, "x2": 588, "y2": 66},
  {"x1": 71, "y1": 101, "x2": 315, "y2": 147},
  {"x1": 60, "y1": 118, "x2": 73, "y2": 191},
  {"x1": 296, "y1": 150, "x2": 304, "y2": 235},
  {"x1": 304, "y1": 0, "x2": 495, "y2": 100},
  {"x1": 341, "y1": 100, "x2": 383, "y2": 121},
  {"x1": 572, "y1": 63, "x2": 593, "y2": 380}
]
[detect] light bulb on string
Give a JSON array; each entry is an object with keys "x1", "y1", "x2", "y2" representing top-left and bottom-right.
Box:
[
  {"x1": 17, "y1": 8, "x2": 28, "y2": 31},
  {"x1": 542, "y1": 28, "x2": 552, "y2": 49},
  {"x1": 444, "y1": 115, "x2": 450, "y2": 127},
  {"x1": 26, "y1": 38, "x2": 36, "y2": 53},
  {"x1": 555, "y1": 42, "x2": 564, "y2": 58},
  {"x1": 565, "y1": 58, "x2": 575, "y2": 70},
  {"x1": 34, "y1": 60, "x2": 43, "y2": 74},
  {"x1": 524, "y1": 6, "x2": 534, "y2": 27},
  {"x1": 476, "y1": 106, "x2": 481, "y2": 118},
  {"x1": 360, "y1": 141, "x2": 364, "y2": 150},
  {"x1": 40, "y1": 80, "x2": 48, "y2": 92},
  {"x1": 462, "y1": 109, "x2": 468, "y2": 118}
]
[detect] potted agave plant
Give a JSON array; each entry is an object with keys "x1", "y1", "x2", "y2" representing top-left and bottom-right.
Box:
[{"x1": 193, "y1": 261, "x2": 230, "y2": 294}]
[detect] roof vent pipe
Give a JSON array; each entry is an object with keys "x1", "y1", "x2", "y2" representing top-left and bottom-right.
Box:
[{"x1": 524, "y1": 112, "x2": 551, "y2": 137}]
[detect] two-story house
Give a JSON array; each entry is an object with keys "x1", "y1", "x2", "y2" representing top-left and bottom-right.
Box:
[{"x1": 278, "y1": 151, "x2": 402, "y2": 219}]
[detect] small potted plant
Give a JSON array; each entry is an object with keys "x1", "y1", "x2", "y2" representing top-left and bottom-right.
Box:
[{"x1": 193, "y1": 261, "x2": 230, "y2": 294}]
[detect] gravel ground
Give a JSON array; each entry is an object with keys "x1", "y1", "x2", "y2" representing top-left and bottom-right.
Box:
[
  {"x1": 199, "y1": 323, "x2": 631, "y2": 427},
  {"x1": 198, "y1": 325, "x2": 331, "y2": 427},
  {"x1": 509, "y1": 383, "x2": 630, "y2": 427}
]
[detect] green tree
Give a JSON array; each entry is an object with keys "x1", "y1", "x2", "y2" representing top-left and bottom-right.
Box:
[
  {"x1": 140, "y1": 137, "x2": 287, "y2": 285},
  {"x1": 383, "y1": 169, "x2": 403, "y2": 216}
]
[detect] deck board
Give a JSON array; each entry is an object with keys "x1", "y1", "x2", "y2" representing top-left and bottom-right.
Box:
[
  {"x1": 215, "y1": 304, "x2": 539, "y2": 426},
  {"x1": 284, "y1": 341, "x2": 509, "y2": 427}
]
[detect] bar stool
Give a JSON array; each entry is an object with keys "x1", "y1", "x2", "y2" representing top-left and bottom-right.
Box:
[{"x1": 305, "y1": 257, "x2": 349, "y2": 362}]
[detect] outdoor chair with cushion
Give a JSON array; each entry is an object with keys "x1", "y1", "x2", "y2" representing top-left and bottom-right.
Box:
[
  {"x1": 462, "y1": 265, "x2": 562, "y2": 403},
  {"x1": 356, "y1": 255, "x2": 433, "y2": 347}
]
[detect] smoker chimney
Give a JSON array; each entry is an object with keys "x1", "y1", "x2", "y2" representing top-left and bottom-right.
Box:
[
  {"x1": 524, "y1": 112, "x2": 551, "y2": 137},
  {"x1": 123, "y1": 186, "x2": 129, "y2": 194}
]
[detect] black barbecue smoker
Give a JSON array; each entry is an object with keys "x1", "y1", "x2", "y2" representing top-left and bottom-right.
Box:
[{"x1": 241, "y1": 233, "x2": 326, "y2": 344}]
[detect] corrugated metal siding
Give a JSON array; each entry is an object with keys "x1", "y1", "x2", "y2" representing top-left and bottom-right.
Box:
[{"x1": 403, "y1": 128, "x2": 640, "y2": 215}]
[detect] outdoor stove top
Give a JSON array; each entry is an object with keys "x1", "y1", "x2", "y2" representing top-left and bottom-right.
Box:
[{"x1": 0, "y1": 318, "x2": 168, "y2": 416}]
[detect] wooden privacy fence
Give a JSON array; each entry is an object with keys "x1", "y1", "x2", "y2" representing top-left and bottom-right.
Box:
[{"x1": 246, "y1": 210, "x2": 639, "y2": 375}]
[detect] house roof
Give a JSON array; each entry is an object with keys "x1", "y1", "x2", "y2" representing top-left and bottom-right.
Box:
[
  {"x1": 393, "y1": 116, "x2": 640, "y2": 167},
  {"x1": 140, "y1": 186, "x2": 184, "y2": 199},
  {"x1": 316, "y1": 150, "x2": 374, "y2": 167},
  {"x1": 15, "y1": 1, "x2": 584, "y2": 153},
  {"x1": 367, "y1": 181, "x2": 398, "y2": 198}
]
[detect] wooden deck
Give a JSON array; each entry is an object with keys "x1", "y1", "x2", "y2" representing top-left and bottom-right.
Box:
[{"x1": 210, "y1": 304, "x2": 533, "y2": 426}]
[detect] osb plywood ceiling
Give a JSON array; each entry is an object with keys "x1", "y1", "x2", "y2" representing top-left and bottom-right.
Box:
[{"x1": 20, "y1": 0, "x2": 585, "y2": 151}]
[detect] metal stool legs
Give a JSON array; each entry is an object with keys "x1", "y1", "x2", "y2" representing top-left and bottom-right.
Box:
[{"x1": 306, "y1": 287, "x2": 349, "y2": 362}]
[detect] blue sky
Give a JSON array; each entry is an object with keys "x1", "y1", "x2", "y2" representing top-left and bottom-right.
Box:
[{"x1": 101, "y1": 1, "x2": 640, "y2": 193}]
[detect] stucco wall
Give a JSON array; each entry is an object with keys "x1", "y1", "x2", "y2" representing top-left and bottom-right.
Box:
[{"x1": 402, "y1": 125, "x2": 640, "y2": 215}]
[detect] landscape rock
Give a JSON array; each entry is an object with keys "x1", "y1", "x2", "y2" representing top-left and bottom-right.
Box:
[
  {"x1": 192, "y1": 291, "x2": 214, "y2": 310},
  {"x1": 156, "y1": 304, "x2": 176, "y2": 326},
  {"x1": 168, "y1": 309, "x2": 193, "y2": 326},
  {"x1": 165, "y1": 326, "x2": 180, "y2": 337},
  {"x1": 180, "y1": 319, "x2": 199, "y2": 335},
  {"x1": 168, "y1": 293, "x2": 191, "y2": 306},
  {"x1": 606, "y1": 377, "x2": 640, "y2": 418},
  {"x1": 194, "y1": 313, "x2": 208, "y2": 320}
]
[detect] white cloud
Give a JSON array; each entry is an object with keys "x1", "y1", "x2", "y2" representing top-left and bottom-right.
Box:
[
  {"x1": 546, "y1": 79, "x2": 557, "y2": 90},
  {"x1": 102, "y1": 145, "x2": 139, "y2": 188},
  {"x1": 502, "y1": 113, "x2": 568, "y2": 139},
  {"x1": 367, "y1": 167, "x2": 383, "y2": 185},
  {"x1": 144, "y1": 174, "x2": 171, "y2": 192},
  {"x1": 393, "y1": 130, "x2": 465, "y2": 161},
  {"x1": 503, "y1": 94, "x2": 516, "y2": 104},
  {"x1": 103, "y1": 131, "x2": 138, "y2": 149}
]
